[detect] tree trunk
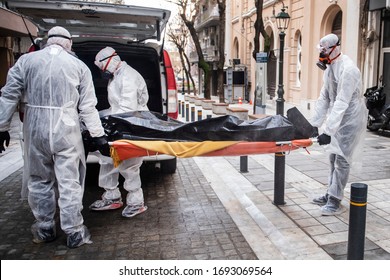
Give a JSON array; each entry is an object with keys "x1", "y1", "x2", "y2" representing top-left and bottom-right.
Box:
[
  {"x1": 182, "y1": 19, "x2": 210, "y2": 98},
  {"x1": 217, "y1": 0, "x2": 226, "y2": 103}
]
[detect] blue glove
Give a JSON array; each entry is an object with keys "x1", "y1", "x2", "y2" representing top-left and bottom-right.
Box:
[
  {"x1": 0, "y1": 131, "x2": 10, "y2": 153},
  {"x1": 317, "y1": 133, "x2": 331, "y2": 145}
]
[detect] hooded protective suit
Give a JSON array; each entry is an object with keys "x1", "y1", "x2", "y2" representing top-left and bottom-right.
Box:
[
  {"x1": 311, "y1": 34, "x2": 368, "y2": 201},
  {"x1": 0, "y1": 26, "x2": 105, "y2": 247},
  {"x1": 92, "y1": 47, "x2": 149, "y2": 216}
]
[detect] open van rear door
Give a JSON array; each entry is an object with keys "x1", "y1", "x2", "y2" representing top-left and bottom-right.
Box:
[{"x1": 7, "y1": 0, "x2": 171, "y2": 42}]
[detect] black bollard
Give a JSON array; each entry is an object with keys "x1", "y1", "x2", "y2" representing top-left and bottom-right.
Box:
[
  {"x1": 347, "y1": 183, "x2": 368, "y2": 260},
  {"x1": 181, "y1": 101, "x2": 185, "y2": 117},
  {"x1": 185, "y1": 104, "x2": 189, "y2": 122},
  {"x1": 178, "y1": 100, "x2": 181, "y2": 114},
  {"x1": 191, "y1": 107, "x2": 195, "y2": 122},
  {"x1": 240, "y1": 156, "x2": 248, "y2": 173},
  {"x1": 197, "y1": 110, "x2": 202, "y2": 121},
  {"x1": 273, "y1": 153, "x2": 286, "y2": 205}
]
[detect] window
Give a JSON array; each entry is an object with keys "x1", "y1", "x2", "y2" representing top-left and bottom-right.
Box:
[
  {"x1": 296, "y1": 32, "x2": 302, "y2": 87},
  {"x1": 234, "y1": 38, "x2": 239, "y2": 59},
  {"x1": 331, "y1": 11, "x2": 343, "y2": 40}
]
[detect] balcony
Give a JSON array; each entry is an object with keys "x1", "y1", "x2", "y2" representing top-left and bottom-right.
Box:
[
  {"x1": 203, "y1": 45, "x2": 219, "y2": 61},
  {"x1": 189, "y1": 45, "x2": 219, "y2": 63},
  {"x1": 195, "y1": 5, "x2": 220, "y2": 30}
]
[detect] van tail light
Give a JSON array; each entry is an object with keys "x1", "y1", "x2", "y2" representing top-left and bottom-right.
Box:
[{"x1": 163, "y1": 50, "x2": 178, "y2": 119}]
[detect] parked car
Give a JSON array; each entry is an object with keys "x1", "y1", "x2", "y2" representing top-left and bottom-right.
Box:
[{"x1": 8, "y1": 0, "x2": 179, "y2": 173}]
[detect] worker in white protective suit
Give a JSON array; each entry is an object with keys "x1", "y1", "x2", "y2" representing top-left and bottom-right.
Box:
[
  {"x1": 0, "y1": 26, "x2": 111, "y2": 248},
  {"x1": 90, "y1": 46, "x2": 149, "y2": 218},
  {"x1": 310, "y1": 34, "x2": 368, "y2": 216}
]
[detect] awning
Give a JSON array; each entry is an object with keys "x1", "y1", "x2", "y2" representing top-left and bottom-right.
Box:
[{"x1": 0, "y1": 7, "x2": 37, "y2": 37}]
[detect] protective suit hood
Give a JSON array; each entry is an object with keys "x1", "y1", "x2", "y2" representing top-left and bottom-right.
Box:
[
  {"x1": 46, "y1": 26, "x2": 72, "y2": 51},
  {"x1": 317, "y1": 33, "x2": 341, "y2": 63},
  {"x1": 94, "y1": 46, "x2": 121, "y2": 74}
]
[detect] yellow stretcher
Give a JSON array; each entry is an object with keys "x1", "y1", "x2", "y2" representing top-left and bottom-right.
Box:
[{"x1": 110, "y1": 139, "x2": 314, "y2": 167}]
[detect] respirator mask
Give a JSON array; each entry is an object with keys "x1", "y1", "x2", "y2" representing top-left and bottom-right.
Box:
[
  {"x1": 101, "y1": 71, "x2": 114, "y2": 80},
  {"x1": 316, "y1": 41, "x2": 340, "y2": 70}
]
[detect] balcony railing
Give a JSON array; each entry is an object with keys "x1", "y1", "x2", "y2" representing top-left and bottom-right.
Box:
[
  {"x1": 195, "y1": 5, "x2": 220, "y2": 29},
  {"x1": 189, "y1": 45, "x2": 219, "y2": 63}
]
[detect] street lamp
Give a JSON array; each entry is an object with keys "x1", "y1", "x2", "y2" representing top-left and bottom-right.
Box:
[
  {"x1": 275, "y1": 5, "x2": 290, "y2": 115},
  {"x1": 273, "y1": 4, "x2": 290, "y2": 205}
]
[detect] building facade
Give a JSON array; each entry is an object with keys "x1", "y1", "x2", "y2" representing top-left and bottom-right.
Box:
[
  {"x1": 226, "y1": 0, "x2": 390, "y2": 115},
  {"x1": 190, "y1": 2, "x2": 221, "y2": 97},
  {"x1": 193, "y1": 0, "x2": 389, "y2": 117}
]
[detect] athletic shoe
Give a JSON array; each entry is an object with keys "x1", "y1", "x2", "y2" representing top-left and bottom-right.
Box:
[
  {"x1": 312, "y1": 193, "x2": 329, "y2": 206},
  {"x1": 321, "y1": 196, "x2": 345, "y2": 216},
  {"x1": 89, "y1": 198, "x2": 123, "y2": 211},
  {"x1": 122, "y1": 204, "x2": 148, "y2": 218}
]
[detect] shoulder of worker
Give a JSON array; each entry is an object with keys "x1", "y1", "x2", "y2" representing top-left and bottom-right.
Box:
[
  {"x1": 340, "y1": 55, "x2": 360, "y2": 74},
  {"x1": 120, "y1": 62, "x2": 144, "y2": 79}
]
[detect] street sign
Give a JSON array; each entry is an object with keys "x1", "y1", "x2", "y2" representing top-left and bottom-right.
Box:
[
  {"x1": 256, "y1": 52, "x2": 268, "y2": 63},
  {"x1": 254, "y1": 52, "x2": 268, "y2": 114}
]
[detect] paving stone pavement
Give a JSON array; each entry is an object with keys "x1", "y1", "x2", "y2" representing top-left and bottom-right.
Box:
[{"x1": 0, "y1": 160, "x2": 258, "y2": 260}]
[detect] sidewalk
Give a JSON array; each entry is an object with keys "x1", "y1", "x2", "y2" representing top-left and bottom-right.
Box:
[{"x1": 178, "y1": 94, "x2": 390, "y2": 259}]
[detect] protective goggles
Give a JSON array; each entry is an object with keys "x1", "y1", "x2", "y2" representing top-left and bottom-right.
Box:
[
  {"x1": 48, "y1": 34, "x2": 72, "y2": 40},
  {"x1": 317, "y1": 40, "x2": 340, "y2": 55},
  {"x1": 99, "y1": 52, "x2": 117, "y2": 72}
]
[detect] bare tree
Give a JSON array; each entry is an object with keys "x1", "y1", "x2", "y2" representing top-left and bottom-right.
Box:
[
  {"x1": 167, "y1": 16, "x2": 197, "y2": 94},
  {"x1": 169, "y1": 0, "x2": 212, "y2": 98},
  {"x1": 252, "y1": 0, "x2": 270, "y2": 60}
]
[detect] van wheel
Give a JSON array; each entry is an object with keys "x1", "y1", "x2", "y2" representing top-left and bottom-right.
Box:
[{"x1": 160, "y1": 158, "x2": 177, "y2": 174}]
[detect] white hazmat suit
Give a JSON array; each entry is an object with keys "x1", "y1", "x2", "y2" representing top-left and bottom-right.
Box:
[
  {"x1": 311, "y1": 34, "x2": 368, "y2": 215},
  {"x1": 0, "y1": 26, "x2": 107, "y2": 248},
  {"x1": 90, "y1": 46, "x2": 149, "y2": 218}
]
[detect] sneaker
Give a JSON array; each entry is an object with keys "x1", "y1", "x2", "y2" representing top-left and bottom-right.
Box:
[
  {"x1": 32, "y1": 227, "x2": 56, "y2": 244},
  {"x1": 321, "y1": 196, "x2": 345, "y2": 216},
  {"x1": 122, "y1": 204, "x2": 148, "y2": 218},
  {"x1": 67, "y1": 228, "x2": 92, "y2": 249},
  {"x1": 312, "y1": 193, "x2": 329, "y2": 206},
  {"x1": 89, "y1": 198, "x2": 123, "y2": 211}
]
